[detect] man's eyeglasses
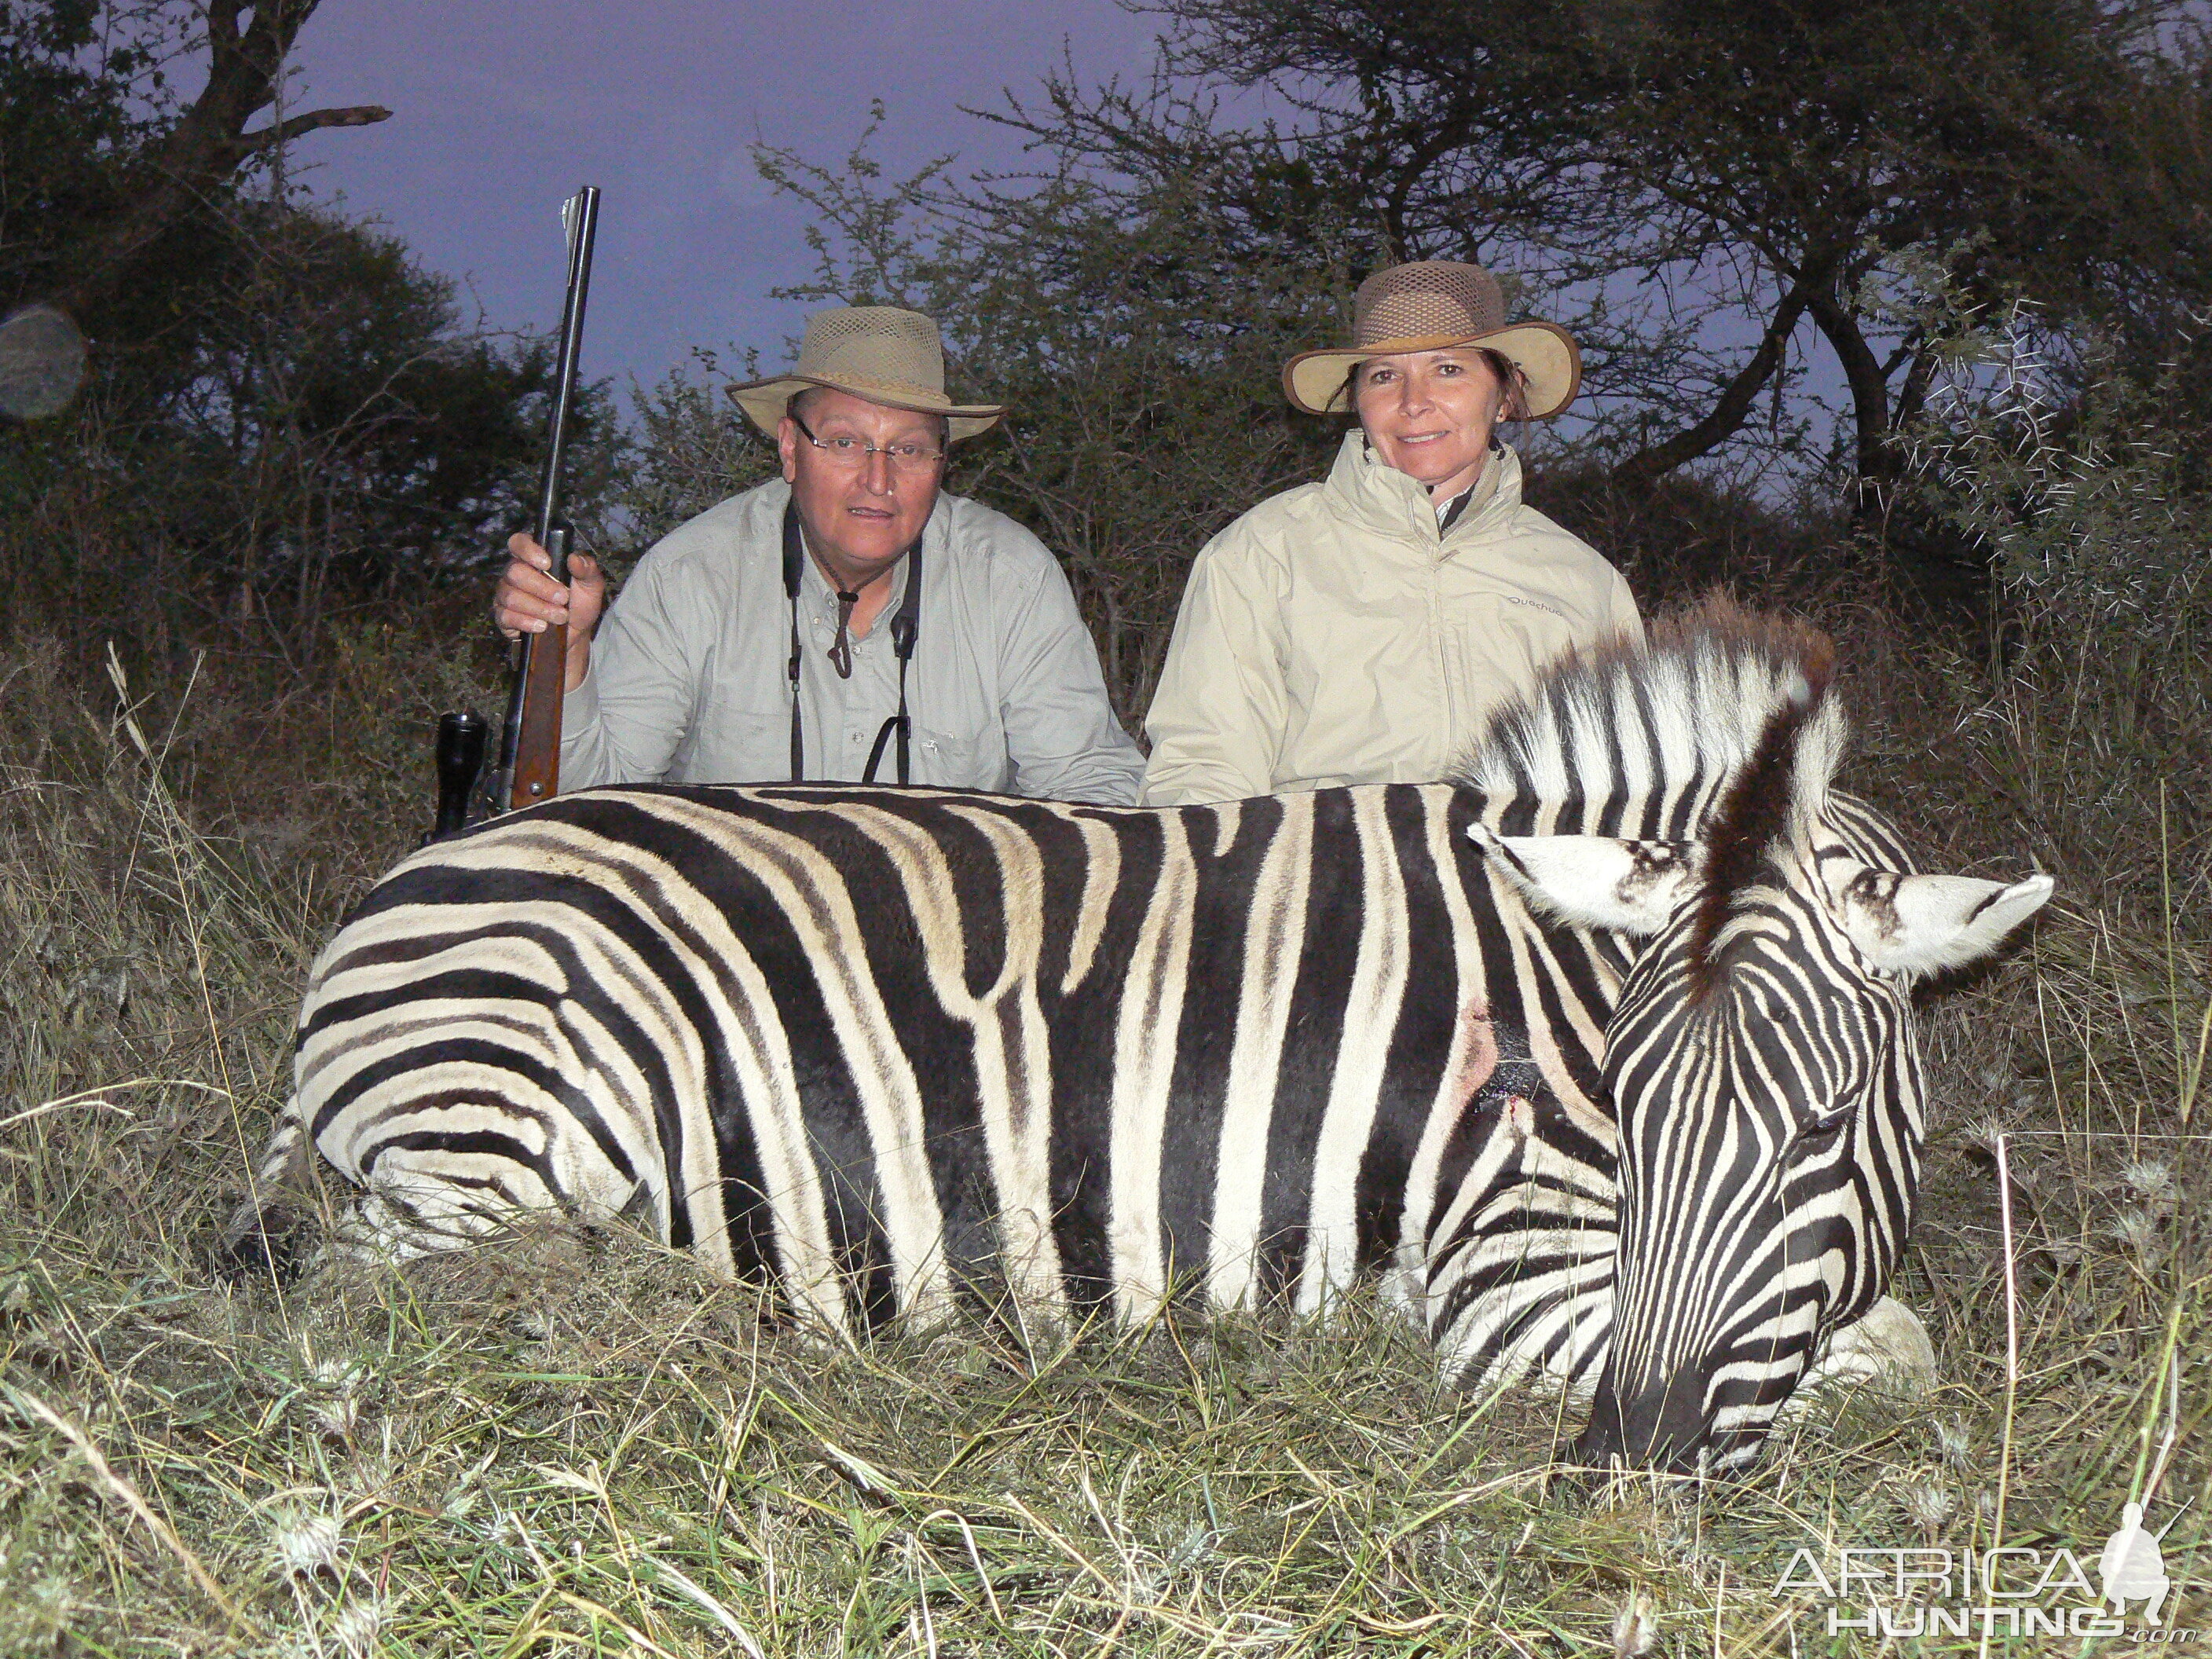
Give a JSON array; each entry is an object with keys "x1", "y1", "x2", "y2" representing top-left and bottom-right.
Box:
[{"x1": 790, "y1": 412, "x2": 945, "y2": 474}]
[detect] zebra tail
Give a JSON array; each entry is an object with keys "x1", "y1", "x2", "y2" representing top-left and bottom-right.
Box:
[{"x1": 212, "y1": 1108, "x2": 314, "y2": 1287}]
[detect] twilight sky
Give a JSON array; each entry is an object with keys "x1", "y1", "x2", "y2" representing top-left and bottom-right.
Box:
[{"x1": 284, "y1": 0, "x2": 1167, "y2": 395}]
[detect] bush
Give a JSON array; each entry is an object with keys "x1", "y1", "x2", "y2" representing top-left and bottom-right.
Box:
[
  {"x1": 0, "y1": 199, "x2": 623, "y2": 673},
  {"x1": 1902, "y1": 317, "x2": 2212, "y2": 914}
]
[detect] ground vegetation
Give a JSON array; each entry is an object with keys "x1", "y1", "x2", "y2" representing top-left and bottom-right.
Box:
[{"x1": 0, "y1": 516, "x2": 2201, "y2": 1650}]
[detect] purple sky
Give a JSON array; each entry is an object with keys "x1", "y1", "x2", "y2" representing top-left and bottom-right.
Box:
[{"x1": 284, "y1": 0, "x2": 1166, "y2": 395}]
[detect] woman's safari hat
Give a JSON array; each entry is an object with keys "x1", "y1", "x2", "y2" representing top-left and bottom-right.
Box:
[
  {"x1": 728, "y1": 306, "x2": 1006, "y2": 441},
  {"x1": 1283, "y1": 261, "x2": 1580, "y2": 419}
]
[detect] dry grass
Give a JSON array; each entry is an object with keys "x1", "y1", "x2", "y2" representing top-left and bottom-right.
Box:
[{"x1": 1, "y1": 605, "x2": 2205, "y2": 1656}]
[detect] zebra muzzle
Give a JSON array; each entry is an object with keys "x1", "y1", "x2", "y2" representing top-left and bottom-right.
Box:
[{"x1": 1570, "y1": 1369, "x2": 1727, "y2": 1475}]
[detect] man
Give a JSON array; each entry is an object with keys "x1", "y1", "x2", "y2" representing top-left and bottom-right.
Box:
[{"x1": 495, "y1": 306, "x2": 1144, "y2": 804}]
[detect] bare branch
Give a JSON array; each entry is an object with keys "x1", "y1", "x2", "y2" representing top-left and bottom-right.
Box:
[
  {"x1": 49, "y1": 0, "x2": 383, "y2": 317},
  {"x1": 236, "y1": 105, "x2": 394, "y2": 157},
  {"x1": 1611, "y1": 268, "x2": 1820, "y2": 487}
]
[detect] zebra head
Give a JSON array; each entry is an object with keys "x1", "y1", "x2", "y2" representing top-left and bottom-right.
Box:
[{"x1": 1473, "y1": 632, "x2": 2051, "y2": 1474}]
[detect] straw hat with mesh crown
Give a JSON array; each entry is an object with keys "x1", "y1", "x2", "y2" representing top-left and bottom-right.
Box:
[
  {"x1": 1283, "y1": 262, "x2": 1580, "y2": 420},
  {"x1": 727, "y1": 306, "x2": 1005, "y2": 441}
]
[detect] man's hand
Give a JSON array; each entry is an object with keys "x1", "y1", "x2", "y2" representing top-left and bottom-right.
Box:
[{"x1": 494, "y1": 533, "x2": 606, "y2": 691}]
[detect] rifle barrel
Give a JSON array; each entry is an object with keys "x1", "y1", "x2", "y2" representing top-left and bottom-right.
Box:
[
  {"x1": 533, "y1": 186, "x2": 599, "y2": 566},
  {"x1": 499, "y1": 185, "x2": 600, "y2": 811}
]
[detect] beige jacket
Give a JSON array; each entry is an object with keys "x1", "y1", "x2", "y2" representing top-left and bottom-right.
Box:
[{"x1": 1141, "y1": 434, "x2": 1642, "y2": 805}]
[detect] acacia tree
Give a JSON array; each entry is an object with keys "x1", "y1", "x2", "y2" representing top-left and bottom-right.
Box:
[
  {"x1": 0, "y1": 3, "x2": 619, "y2": 661},
  {"x1": 1007, "y1": 0, "x2": 2212, "y2": 519},
  {"x1": 0, "y1": 1, "x2": 389, "y2": 324}
]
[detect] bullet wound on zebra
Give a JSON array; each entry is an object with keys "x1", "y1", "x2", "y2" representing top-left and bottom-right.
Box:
[{"x1": 226, "y1": 598, "x2": 2053, "y2": 1475}]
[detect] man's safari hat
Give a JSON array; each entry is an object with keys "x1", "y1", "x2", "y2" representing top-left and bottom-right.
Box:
[
  {"x1": 727, "y1": 306, "x2": 1005, "y2": 441},
  {"x1": 1283, "y1": 261, "x2": 1580, "y2": 419}
]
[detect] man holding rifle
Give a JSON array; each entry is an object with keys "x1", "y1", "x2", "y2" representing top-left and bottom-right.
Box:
[{"x1": 494, "y1": 306, "x2": 1144, "y2": 804}]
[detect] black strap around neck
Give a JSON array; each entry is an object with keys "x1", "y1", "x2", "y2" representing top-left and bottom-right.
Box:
[
  {"x1": 782, "y1": 497, "x2": 922, "y2": 786},
  {"x1": 783, "y1": 500, "x2": 806, "y2": 781}
]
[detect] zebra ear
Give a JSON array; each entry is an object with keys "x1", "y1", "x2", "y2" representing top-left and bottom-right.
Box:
[
  {"x1": 1833, "y1": 869, "x2": 2054, "y2": 977},
  {"x1": 1469, "y1": 824, "x2": 1702, "y2": 936}
]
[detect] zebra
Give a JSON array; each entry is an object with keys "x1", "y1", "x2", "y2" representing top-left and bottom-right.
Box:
[{"x1": 225, "y1": 602, "x2": 2051, "y2": 1471}]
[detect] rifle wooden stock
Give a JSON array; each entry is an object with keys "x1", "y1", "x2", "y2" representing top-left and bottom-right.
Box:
[
  {"x1": 508, "y1": 526, "x2": 571, "y2": 806},
  {"x1": 509, "y1": 626, "x2": 569, "y2": 805}
]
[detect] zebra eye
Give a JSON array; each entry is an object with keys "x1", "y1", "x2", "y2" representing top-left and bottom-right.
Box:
[{"x1": 1800, "y1": 1104, "x2": 1855, "y2": 1139}]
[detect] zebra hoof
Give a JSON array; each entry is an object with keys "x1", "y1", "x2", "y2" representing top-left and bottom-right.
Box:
[{"x1": 211, "y1": 1201, "x2": 309, "y2": 1287}]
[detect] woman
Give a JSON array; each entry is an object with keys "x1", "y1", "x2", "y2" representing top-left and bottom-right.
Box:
[{"x1": 1140, "y1": 260, "x2": 1642, "y2": 806}]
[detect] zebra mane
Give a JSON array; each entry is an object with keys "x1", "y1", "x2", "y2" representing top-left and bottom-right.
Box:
[{"x1": 1459, "y1": 595, "x2": 1847, "y2": 979}]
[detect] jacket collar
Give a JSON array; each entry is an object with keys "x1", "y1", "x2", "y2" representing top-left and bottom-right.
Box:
[{"x1": 1320, "y1": 429, "x2": 1524, "y2": 551}]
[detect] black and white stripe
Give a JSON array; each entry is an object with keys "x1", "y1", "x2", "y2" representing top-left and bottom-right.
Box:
[{"x1": 238, "y1": 603, "x2": 2049, "y2": 1469}]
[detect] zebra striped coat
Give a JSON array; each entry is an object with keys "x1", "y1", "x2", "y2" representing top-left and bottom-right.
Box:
[{"x1": 245, "y1": 606, "x2": 2049, "y2": 1468}]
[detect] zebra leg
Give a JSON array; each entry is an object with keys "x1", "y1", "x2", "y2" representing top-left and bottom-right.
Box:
[
  {"x1": 1796, "y1": 1296, "x2": 1937, "y2": 1399},
  {"x1": 213, "y1": 1111, "x2": 315, "y2": 1285},
  {"x1": 325, "y1": 1111, "x2": 654, "y2": 1266}
]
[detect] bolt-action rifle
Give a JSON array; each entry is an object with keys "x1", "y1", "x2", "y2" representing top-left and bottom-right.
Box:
[{"x1": 428, "y1": 185, "x2": 601, "y2": 842}]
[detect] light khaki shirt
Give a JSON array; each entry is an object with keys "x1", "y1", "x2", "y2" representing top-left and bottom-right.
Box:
[
  {"x1": 1141, "y1": 434, "x2": 1643, "y2": 805},
  {"x1": 562, "y1": 478, "x2": 1144, "y2": 804}
]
